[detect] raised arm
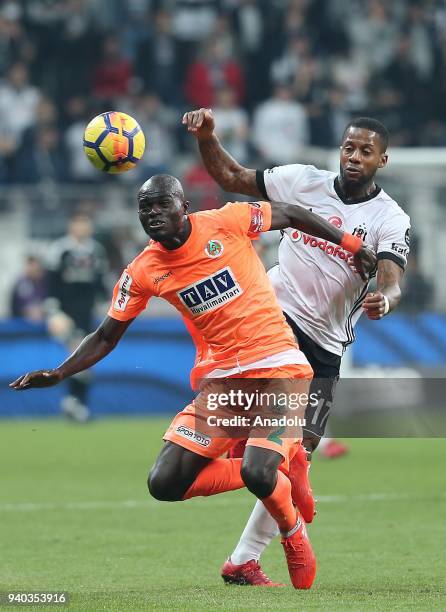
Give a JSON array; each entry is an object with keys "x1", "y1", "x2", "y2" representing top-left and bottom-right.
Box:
[
  {"x1": 362, "y1": 259, "x2": 404, "y2": 319},
  {"x1": 269, "y1": 201, "x2": 376, "y2": 281},
  {"x1": 182, "y1": 108, "x2": 261, "y2": 197},
  {"x1": 10, "y1": 316, "x2": 133, "y2": 390}
]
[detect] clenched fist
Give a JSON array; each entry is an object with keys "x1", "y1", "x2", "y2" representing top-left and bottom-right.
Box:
[
  {"x1": 362, "y1": 291, "x2": 389, "y2": 320},
  {"x1": 182, "y1": 108, "x2": 215, "y2": 140}
]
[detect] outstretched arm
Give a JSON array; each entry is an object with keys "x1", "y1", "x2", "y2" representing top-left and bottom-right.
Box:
[
  {"x1": 269, "y1": 201, "x2": 377, "y2": 281},
  {"x1": 10, "y1": 316, "x2": 133, "y2": 390},
  {"x1": 182, "y1": 108, "x2": 261, "y2": 197},
  {"x1": 362, "y1": 259, "x2": 403, "y2": 319}
]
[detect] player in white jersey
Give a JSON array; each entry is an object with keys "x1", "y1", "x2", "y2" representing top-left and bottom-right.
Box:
[{"x1": 183, "y1": 109, "x2": 411, "y2": 586}]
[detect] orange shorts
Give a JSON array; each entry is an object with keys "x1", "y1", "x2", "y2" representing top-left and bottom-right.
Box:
[{"x1": 163, "y1": 363, "x2": 312, "y2": 472}]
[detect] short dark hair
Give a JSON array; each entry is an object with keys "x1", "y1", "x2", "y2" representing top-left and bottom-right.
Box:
[
  {"x1": 138, "y1": 174, "x2": 184, "y2": 202},
  {"x1": 343, "y1": 117, "x2": 389, "y2": 152}
]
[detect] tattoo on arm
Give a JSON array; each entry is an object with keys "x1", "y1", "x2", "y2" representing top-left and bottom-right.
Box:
[
  {"x1": 198, "y1": 135, "x2": 261, "y2": 197},
  {"x1": 377, "y1": 259, "x2": 403, "y2": 310}
]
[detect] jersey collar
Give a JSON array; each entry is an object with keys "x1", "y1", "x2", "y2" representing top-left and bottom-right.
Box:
[
  {"x1": 154, "y1": 215, "x2": 195, "y2": 256},
  {"x1": 334, "y1": 176, "x2": 381, "y2": 205}
]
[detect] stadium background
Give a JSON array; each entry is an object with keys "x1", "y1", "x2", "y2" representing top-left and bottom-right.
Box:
[{"x1": 1, "y1": 0, "x2": 445, "y2": 420}]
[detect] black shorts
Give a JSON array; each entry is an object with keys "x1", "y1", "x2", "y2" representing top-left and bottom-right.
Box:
[{"x1": 284, "y1": 312, "x2": 341, "y2": 439}]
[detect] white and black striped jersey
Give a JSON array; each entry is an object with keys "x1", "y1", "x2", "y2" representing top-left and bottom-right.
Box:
[{"x1": 257, "y1": 164, "x2": 411, "y2": 356}]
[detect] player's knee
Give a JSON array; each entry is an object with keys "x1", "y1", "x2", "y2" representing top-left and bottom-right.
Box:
[
  {"x1": 241, "y1": 462, "x2": 276, "y2": 499},
  {"x1": 147, "y1": 465, "x2": 183, "y2": 502}
]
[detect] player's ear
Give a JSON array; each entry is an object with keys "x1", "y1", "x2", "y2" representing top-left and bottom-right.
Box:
[{"x1": 378, "y1": 153, "x2": 388, "y2": 169}]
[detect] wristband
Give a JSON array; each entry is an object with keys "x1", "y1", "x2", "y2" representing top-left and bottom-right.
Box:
[
  {"x1": 383, "y1": 295, "x2": 390, "y2": 315},
  {"x1": 340, "y1": 233, "x2": 363, "y2": 254}
]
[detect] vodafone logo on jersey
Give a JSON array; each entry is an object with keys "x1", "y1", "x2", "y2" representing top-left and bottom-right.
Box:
[
  {"x1": 289, "y1": 230, "x2": 353, "y2": 261},
  {"x1": 329, "y1": 216, "x2": 343, "y2": 228}
]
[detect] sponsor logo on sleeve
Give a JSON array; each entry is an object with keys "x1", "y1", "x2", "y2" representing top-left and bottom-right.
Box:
[
  {"x1": 114, "y1": 272, "x2": 133, "y2": 311},
  {"x1": 405, "y1": 228, "x2": 410, "y2": 246},
  {"x1": 249, "y1": 206, "x2": 264, "y2": 233},
  {"x1": 175, "y1": 425, "x2": 211, "y2": 448},
  {"x1": 391, "y1": 243, "x2": 408, "y2": 257},
  {"x1": 177, "y1": 267, "x2": 242, "y2": 316}
]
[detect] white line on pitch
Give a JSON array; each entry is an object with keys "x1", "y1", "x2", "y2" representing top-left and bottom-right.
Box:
[{"x1": 0, "y1": 492, "x2": 444, "y2": 513}]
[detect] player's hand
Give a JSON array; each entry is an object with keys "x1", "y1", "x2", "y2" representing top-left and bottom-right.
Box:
[
  {"x1": 9, "y1": 369, "x2": 64, "y2": 391},
  {"x1": 182, "y1": 108, "x2": 215, "y2": 140},
  {"x1": 362, "y1": 292, "x2": 388, "y2": 320},
  {"x1": 350, "y1": 246, "x2": 377, "y2": 281}
]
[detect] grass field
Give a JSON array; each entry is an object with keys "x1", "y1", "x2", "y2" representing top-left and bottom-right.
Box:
[{"x1": 1, "y1": 418, "x2": 445, "y2": 611}]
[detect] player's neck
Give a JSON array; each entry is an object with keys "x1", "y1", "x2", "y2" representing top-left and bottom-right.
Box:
[
  {"x1": 336, "y1": 175, "x2": 377, "y2": 203},
  {"x1": 158, "y1": 218, "x2": 192, "y2": 250}
]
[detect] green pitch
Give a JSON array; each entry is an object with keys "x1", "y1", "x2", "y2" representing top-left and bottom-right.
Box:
[{"x1": 1, "y1": 419, "x2": 445, "y2": 611}]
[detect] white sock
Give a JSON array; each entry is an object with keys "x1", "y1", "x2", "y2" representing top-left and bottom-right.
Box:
[
  {"x1": 317, "y1": 436, "x2": 330, "y2": 451},
  {"x1": 230, "y1": 499, "x2": 279, "y2": 565}
]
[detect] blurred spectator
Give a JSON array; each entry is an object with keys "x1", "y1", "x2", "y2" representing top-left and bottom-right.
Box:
[
  {"x1": 405, "y1": 3, "x2": 435, "y2": 81},
  {"x1": 10, "y1": 255, "x2": 47, "y2": 321},
  {"x1": 15, "y1": 124, "x2": 67, "y2": 184},
  {"x1": 184, "y1": 37, "x2": 245, "y2": 108},
  {"x1": 183, "y1": 159, "x2": 222, "y2": 212},
  {"x1": 171, "y1": 0, "x2": 219, "y2": 83},
  {"x1": 0, "y1": 62, "x2": 40, "y2": 146},
  {"x1": 380, "y1": 35, "x2": 427, "y2": 143},
  {"x1": 130, "y1": 93, "x2": 177, "y2": 179},
  {"x1": 271, "y1": 35, "x2": 313, "y2": 87},
  {"x1": 64, "y1": 96, "x2": 100, "y2": 182},
  {"x1": 53, "y1": 0, "x2": 97, "y2": 103},
  {"x1": 330, "y1": 50, "x2": 369, "y2": 112},
  {"x1": 46, "y1": 213, "x2": 108, "y2": 421},
  {"x1": 0, "y1": 2, "x2": 35, "y2": 76},
  {"x1": 229, "y1": 0, "x2": 273, "y2": 109},
  {"x1": 92, "y1": 34, "x2": 133, "y2": 101},
  {"x1": 120, "y1": 2, "x2": 152, "y2": 63},
  {"x1": 212, "y1": 86, "x2": 249, "y2": 164},
  {"x1": 281, "y1": 0, "x2": 309, "y2": 43},
  {"x1": 400, "y1": 256, "x2": 434, "y2": 313},
  {"x1": 252, "y1": 84, "x2": 309, "y2": 166},
  {"x1": 347, "y1": 1, "x2": 398, "y2": 73},
  {"x1": 0, "y1": 0, "x2": 446, "y2": 187},
  {"x1": 135, "y1": 10, "x2": 178, "y2": 106}
]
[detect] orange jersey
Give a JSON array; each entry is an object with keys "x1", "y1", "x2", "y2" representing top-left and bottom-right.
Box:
[{"x1": 108, "y1": 201, "x2": 298, "y2": 382}]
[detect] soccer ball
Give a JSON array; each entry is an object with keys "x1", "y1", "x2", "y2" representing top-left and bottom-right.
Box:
[{"x1": 83, "y1": 111, "x2": 145, "y2": 173}]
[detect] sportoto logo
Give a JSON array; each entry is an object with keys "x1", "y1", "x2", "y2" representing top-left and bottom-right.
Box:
[
  {"x1": 329, "y1": 216, "x2": 343, "y2": 228},
  {"x1": 177, "y1": 267, "x2": 243, "y2": 316},
  {"x1": 176, "y1": 425, "x2": 211, "y2": 448}
]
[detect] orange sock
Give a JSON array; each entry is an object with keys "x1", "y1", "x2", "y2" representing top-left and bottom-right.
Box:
[
  {"x1": 183, "y1": 458, "x2": 244, "y2": 500},
  {"x1": 261, "y1": 470, "x2": 296, "y2": 533}
]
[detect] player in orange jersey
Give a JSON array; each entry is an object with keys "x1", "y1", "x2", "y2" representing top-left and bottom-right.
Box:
[{"x1": 10, "y1": 174, "x2": 375, "y2": 588}]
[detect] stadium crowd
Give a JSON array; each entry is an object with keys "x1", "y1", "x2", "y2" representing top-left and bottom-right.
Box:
[{"x1": 0, "y1": 0, "x2": 445, "y2": 186}]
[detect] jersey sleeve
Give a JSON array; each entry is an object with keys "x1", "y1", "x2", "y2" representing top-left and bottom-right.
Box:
[
  {"x1": 376, "y1": 212, "x2": 411, "y2": 270},
  {"x1": 218, "y1": 201, "x2": 272, "y2": 239},
  {"x1": 107, "y1": 265, "x2": 152, "y2": 321},
  {"x1": 257, "y1": 164, "x2": 309, "y2": 202}
]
